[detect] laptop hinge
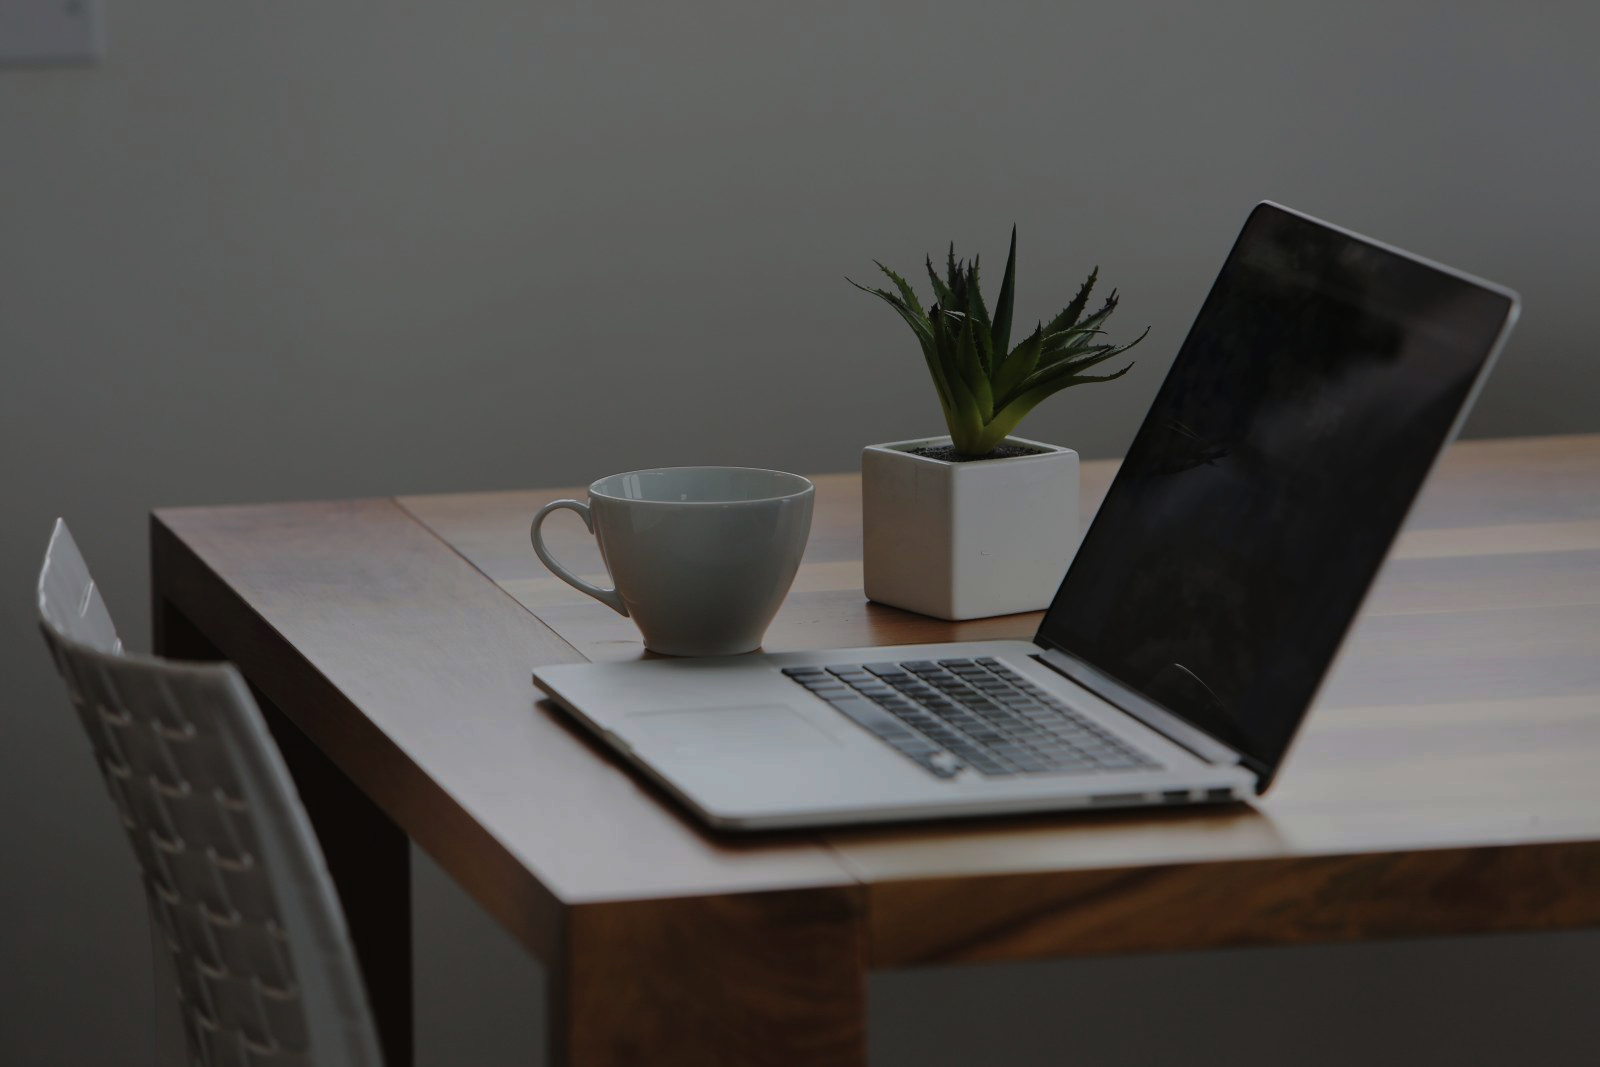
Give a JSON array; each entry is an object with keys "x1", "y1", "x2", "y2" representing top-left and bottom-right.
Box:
[{"x1": 1034, "y1": 647, "x2": 1257, "y2": 776}]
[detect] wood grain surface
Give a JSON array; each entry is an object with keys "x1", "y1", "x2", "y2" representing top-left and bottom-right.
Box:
[
  {"x1": 869, "y1": 839, "x2": 1600, "y2": 966},
  {"x1": 394, "y1": 434, "x2": 1600, "y2": 965},
  {"x1": 557, "y1": 887, "x2": 867, "y2": 1066},
  {"x1": 151, "y1": 499, "x2": 856, "y2": 961},
  {"x1": 153, "y1": 433, "x2": 1600, "y2": 1056}
]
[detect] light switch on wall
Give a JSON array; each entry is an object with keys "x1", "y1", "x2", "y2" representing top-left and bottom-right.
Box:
[{"x1": 0, "y1": 0, "x2": 103, "y2": 66}]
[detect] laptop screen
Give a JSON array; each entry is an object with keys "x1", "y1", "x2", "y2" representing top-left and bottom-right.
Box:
[{"x1": 1035, "y1": 203, "x2": 1517, "y2": 783}]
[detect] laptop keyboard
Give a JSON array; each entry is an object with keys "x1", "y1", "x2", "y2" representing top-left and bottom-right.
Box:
[{"x1": 783, "y1": 657, "x2": 1162, "y2": 779}]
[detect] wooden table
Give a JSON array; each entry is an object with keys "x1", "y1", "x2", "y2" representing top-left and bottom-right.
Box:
[{"x1": 150, "y1": 434, "x2": 1600, "y2": 1067}]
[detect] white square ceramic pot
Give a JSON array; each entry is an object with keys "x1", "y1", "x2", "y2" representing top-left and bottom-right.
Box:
[{"x1": 862, "y1": 435, "x2": 1079, "y2": 621}]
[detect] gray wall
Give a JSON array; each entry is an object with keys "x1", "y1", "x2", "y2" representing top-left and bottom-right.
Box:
[{"x1": 4, "y1": 2, "x2": 1598, "y2": 1064}]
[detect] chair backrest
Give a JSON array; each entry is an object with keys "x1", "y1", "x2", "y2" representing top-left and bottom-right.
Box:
[{"x1": 37, "y1": 520, "x2": 384, "y2": 1067}]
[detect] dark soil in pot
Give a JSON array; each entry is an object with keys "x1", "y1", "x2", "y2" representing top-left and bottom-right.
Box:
[{"x1": 907, "y1": 443, "x2": 1048, "y2": 463}]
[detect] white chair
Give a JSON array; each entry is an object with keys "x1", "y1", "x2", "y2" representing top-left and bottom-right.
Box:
[{"x1": 37, "y1": 519, "x2": 384, "y2": 1067}]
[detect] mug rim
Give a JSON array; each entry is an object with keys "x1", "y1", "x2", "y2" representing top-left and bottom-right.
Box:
[{"x1": 588, "y1": 466, "x2": 815, "y2": 506}]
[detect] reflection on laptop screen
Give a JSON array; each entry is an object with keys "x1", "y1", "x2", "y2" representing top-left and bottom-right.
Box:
[{"x1": 1037, "y1": 203, "x2": 1516, "y2": 777}]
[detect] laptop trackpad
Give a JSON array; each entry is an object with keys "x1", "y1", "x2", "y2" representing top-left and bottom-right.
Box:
[{"x1": 624, "y1": 704, "x2": 840, "y2": 756}]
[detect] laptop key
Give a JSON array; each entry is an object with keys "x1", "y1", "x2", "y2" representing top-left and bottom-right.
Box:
[
  {"x1": 829, "y1": 697, "x2": 918, "y2": 738},
  {"x1": 909, "y1": 756, "x2": 958, "y2": 778},
  {"x1": 891, "y1": 735, "x2": 938, "y2": 756},
  {"x1": 968, "y1": 757, "x2": 1017, "y2": 776}
]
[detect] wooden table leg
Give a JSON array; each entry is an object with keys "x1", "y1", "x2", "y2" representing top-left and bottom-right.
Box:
[
  {"x1": 154, "y1": 600, "x2": 416, "y2": 1067},
  {"x1": 550, "y1": 887, "x2": 868, "y2": 1067}
]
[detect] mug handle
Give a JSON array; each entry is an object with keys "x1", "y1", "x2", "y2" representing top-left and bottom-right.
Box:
[{"x1": 530, "y1": 500, "x2": 629, "y2": 617}]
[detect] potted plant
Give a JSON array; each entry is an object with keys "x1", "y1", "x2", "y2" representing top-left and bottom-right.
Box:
[{"x1": 850, "y1": 227, "x2": 1146, "y2": 620}]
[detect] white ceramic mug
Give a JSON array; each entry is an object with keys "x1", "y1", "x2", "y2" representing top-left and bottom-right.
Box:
[{"x1": 530, "y1": 467, "x2": 815, "y2": 657}]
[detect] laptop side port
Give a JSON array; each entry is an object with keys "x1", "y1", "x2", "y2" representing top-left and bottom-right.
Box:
[{"x1": 1091, "y1": 792, "x2": 1149, "y2": 807}]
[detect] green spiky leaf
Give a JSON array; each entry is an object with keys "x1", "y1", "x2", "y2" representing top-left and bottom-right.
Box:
[
  {"x1": 1043, "y1": 267, "x2": 1098, "y2": 337},
  {"x1": 1039, "y1": 323, "x2": 1106, "y2": 354},
  {"x1": 924, "y1": 254, "x2": 957, "y2": 311},
  {"x1": 965, "y1": 259, "x2": 994, "y2": 375},
  {"x1": 990, "y1": 225, "x2": 1018, "y2": 361},
  {"x1": 1008, "y1": 328, "x2": 1147, "y2": 404},
  {"x1": 931, "y1": 308, "x2": 984, "y2": 443},
  {"x1": 992, "y1": 322, "x2": 1044, "y2": 401},
  {"x1": 875, "y1": 261, "x2": 926, "y2": 320},
  {"x1": 847, "y1": 277, "x2": 950, "y2": 412},
  {"x1": 1033, "y1": 323, "x2": 1147, "y2": 377},
  {"x1": 1060, "y1": 291, "x2": 1122, "y2": 343},
  {"x1": 954, "y1": 313, "x2": 993, "y2": 421}
]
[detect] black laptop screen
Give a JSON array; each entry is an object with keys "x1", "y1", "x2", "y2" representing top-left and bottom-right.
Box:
[{"x1": 1036, "y1": 204, "x2": 1516, "y2": 782}]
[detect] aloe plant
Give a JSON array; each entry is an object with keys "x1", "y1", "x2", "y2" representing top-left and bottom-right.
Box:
[{"x1": 850, "y1": 227, "x2": 1147, "y2": 457}]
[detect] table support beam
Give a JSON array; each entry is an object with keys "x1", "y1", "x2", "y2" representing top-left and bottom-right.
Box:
[{"x1": 551, "y1": 887, "x2": 868, "y2": 1067}]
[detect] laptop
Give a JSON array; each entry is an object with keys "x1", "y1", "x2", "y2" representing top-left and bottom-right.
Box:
[{"x1": 534, "y1": 202, "x2": 1520, "y2": 830}]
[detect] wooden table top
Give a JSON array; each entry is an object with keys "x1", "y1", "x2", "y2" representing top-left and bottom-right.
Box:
[{"x1": 151, "y1": 434, "x2": 1600, "y2": 968}]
